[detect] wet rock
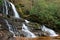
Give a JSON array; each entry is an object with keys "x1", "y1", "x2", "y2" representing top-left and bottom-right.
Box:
[
  {"x1": 24, "y1": 21, "x2": 41, "y2": 32},
  {"x1": 0, "y1": 18, "x2": 9, "y2": 30},
  {"x1": 0, "y1": 30, "x2": 13, "y2": 40}
]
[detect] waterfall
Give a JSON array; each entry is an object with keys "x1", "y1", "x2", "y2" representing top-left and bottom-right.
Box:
[
  {"x1": 4, "y1": 19, "x2": 20, "y2": 37},
  {"x1": 22, "y1": 23, "x2": 37, "y2": 38},
  {"x1": 3, "y1": 0, "x2": 20, "y2": 18},
  {"x1": 41, "y1": 25, "x2": 58, "y2": 37},
  {"x1": 22, "y1": 23, "x2": 29, "y2": 30},
  {"x1": 25, "y1": 20, "x2": 30, "y2": 23},
  {"x1": 9, "y1": 2, "x2": 20, "y2": 18},
  {"x1": 3, "y1": 0, "x2": 9, "y2": 15}
]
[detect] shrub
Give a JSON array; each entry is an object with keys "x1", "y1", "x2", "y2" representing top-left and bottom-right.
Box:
[{"x1": 30, "y1": 0, "x2": 60, "y2": 31}]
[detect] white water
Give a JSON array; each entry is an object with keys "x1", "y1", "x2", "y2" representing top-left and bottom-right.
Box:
[
  {"x1": 4, "y1": 19, "x2": 16, "y2": 37},
  {"x1": 22, "y1": 23, "x2": 37, "y2": 38},
  {"x1": 9, "y1": 2, "x2": 20, "y2": 18},
  {"x1": 4, "y1": 0, "x2": 8, "y2": 15},
  {"x1": 41, "y1": 25, "x2": 58, "y2": 37},
  {"x1": 25, "y1": 20, "x2": 30, "y2": 23},
  {"x1": 22, "y1": 23, "x2": 29, "y2": 30}
]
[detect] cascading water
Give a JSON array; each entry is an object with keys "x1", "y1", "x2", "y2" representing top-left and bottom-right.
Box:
[
  {"x1": 22, "y1": 23, "x2": 37, "y2": 38},
  {"x1": 22, "y1": 23, "x2": 29, "y2": 30},
  {"x1": 41, "y1": 25, "x2": 58, "y2": 37},
  {"x1": 3, "y1": 0, "x2": 9, "y2": 15},
  {"x1": 4, "y1": 19, "x2": 20, "y2": 37},
  {"x1": 25, "y1": 20, "x2": 30, "y2": 23},
  {"x1": 9, "y1": 2, "x2": 20, "y2": 18}
]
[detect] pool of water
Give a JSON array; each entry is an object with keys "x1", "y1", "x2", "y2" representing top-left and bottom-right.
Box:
[{"x1": 14, "y1": 36, "x2": 60, "y2": 40}]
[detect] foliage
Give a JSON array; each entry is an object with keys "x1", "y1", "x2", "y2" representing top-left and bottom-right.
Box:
[
  {"x1": 30, "y1": 0, "x2": 60, "y2": 30},
  {"x1": 0, "y1": 0, "x2": 2, "y2": 5}
]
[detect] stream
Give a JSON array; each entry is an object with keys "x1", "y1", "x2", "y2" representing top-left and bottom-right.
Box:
[{"x1": 0, "y1": 0, "x2": 59, "y2": 40}]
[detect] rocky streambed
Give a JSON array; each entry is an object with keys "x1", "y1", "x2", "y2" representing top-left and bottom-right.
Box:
[
  {"x1": 0, "y1": 30, "x2": 60, "y2": 40},
  {"x1": 0, "y1": 16, "x2": 41, "y2": 40},
  {"x1": 0, "y1": 16, "x2": 60, "y2": 40}
]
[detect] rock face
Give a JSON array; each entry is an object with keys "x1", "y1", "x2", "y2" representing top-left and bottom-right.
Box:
[
  {"x1": 9, "y1": 0, "x2": 33, "y2": 10},
  {"x1": 8, "y1": 0, "x2": 37, "y2": 18}
]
